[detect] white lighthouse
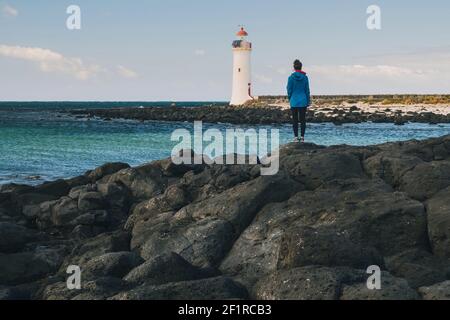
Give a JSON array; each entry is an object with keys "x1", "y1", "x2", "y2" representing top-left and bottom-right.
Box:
[{"x1": 230, "y1": 27, "x2": 253, "y2": 106}]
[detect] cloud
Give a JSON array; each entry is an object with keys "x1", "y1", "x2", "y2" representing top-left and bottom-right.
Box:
[
  {"x1": 194, "y1": 49, "x2": 206, "y2": 56},
  {"x1": 308, "y1": 59, "x2": 450, "y2": 94},
  {"x1": 255, "y1": 74, "x2": 273, "y2": 84},
  {"x1": 267, "y1": 65, "x2": 289, "y2": 75},
  {"x1": 2, "y1": 4, "x2": 18, "y2": 17},
  {"x1": 309, "y1": 64, "x2": 425, "y2": 78},
  {"x1": 117, "y1": 65, "x2": 138, "y2": 78},
  {"x1": 0, "y1": 45, "x2": 101, "y2": 80}
]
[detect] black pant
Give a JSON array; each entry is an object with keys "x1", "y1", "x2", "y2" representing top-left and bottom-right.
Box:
[{"x1": 292, "y1": 108, "x2": 306, "y2": 138}]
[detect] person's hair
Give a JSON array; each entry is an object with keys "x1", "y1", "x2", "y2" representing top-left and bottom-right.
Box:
[{"x1": 293, "y1": 59, "x2": 303, "y2": 71}]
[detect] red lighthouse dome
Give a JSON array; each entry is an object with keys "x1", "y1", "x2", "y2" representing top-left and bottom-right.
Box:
[{"x1": 236, "y1": 27, "x2": 248, "y2": 37}]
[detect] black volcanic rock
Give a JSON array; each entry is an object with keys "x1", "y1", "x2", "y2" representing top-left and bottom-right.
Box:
[
  {"x1": 426, "y1": 187, "x2": 450, "y2": 259},
  {"x1": 1, "y1": 135, "x2": 450, "y2": 300},
  {"x1": 66, "y1": 105, "x2": 450, "y2": 125}
]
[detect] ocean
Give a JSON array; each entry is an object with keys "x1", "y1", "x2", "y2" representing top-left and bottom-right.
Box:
[{"x1": 1, "y1": 102, "x2": 449, "y2": 185}]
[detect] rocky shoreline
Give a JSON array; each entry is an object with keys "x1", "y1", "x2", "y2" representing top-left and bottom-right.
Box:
[
  {"x1": 67, "y1": 104, "x2": 450, "y2": 125},
  {"x1": 1, "y1": 135, "x2": 450, "y2": 300}
]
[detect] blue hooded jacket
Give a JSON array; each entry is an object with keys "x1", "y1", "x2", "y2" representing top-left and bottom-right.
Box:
[{"x1": 287, "y1": 71, "x2": 311, "y2": 108}]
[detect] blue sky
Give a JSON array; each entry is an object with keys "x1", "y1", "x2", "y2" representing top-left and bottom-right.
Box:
[{"x1": 1, "y1": 0, "x2": 449, "y2": 101}]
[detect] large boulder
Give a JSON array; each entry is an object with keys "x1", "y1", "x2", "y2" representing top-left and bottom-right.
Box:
[
  {"x1": 112, "y1": 276, "x2": 248, "y2": 300},
  {"x1": 253, "y1": 266, "x2": 345, "y2": 300},
  {"x1": 0, "y1": 222, "x2": 41, "y2": 253},
  {"x1": 34, "y1": 179, "x2": 71, "y2": 198},
  {"x1": 220, "y1": 178, "x2": 428, "y2": 286},
  {"x1": 0, "y1": 246, "x2": 66, "y2": 286},
  {"x1": 86, "y1": 162, "x2": 130, "y2": 182},
  {"x1": 418, "y1": 281, "x2": 450, "y2": 300},
  {"x1": 60, "y1": 231, "x2": 131, "y2": 270},
  {"x1": 133, "y1": 174, "x2": 301, "y2": 268},
  {"x1": 96, "y1": 182, "x2": 131, "y2": 211},
  {"x1": 278, "y1": 225, "x2": 384, "y2": 270},
  {"x1": 123, "y1": 252, "x2": 217, "y2": 286},
  {"x1": 42, "y1": 277, "x2": 127, "y2": 300},
  {"x1": 363, "y1": 152, "x2": 423, "y2": 187},
  {"x1": 399, "y1": 161, "x2": 450, "y2": 201},
  {"x1": 82, "y1": 251, "x2": 143, "y2": 279},
  {"x1": 51, "y1": 197, "x2": 80, "y2": 226},
  {"x1": 77, "y1": 192, "x2": 105, "y2": 212},
  {"x1": 385, "y1": 249, "x2": 450, "y2": 288},
  {"x1": 340, "y1": 272, "x2": 420, "y2": 300},
  {"x1": 280, "y1": 147, "x2": 366, "y2": 189},
  {"x1": 426, "y1": 187, "x2": 450, "y2": 258},
  {"x1": 100, "y1": 163, "x2": 166, "y2": 201}
]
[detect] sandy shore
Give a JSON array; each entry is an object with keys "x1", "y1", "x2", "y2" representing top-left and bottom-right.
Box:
[{"x1": 272, "y1": 102, "x2": 450, "y2": 115}]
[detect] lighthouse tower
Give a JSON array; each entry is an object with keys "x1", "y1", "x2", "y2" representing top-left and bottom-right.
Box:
[{"x1": 230, "y1": 27, "x2": 253, "y2": 106}]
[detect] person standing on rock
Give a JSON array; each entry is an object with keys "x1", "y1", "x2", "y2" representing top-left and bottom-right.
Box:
[{"x1": 287, "y1": 60, "x2": 311, "y2": 143}]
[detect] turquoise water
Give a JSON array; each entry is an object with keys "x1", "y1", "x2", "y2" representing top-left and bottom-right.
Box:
[{"x1": 1, "y1": 103, "x2": 449, "y2": 185}]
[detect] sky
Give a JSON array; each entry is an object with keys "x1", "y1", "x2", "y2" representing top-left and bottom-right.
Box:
[{"x1": 0, "y1": 0, "x2": 449, "y2": 101}]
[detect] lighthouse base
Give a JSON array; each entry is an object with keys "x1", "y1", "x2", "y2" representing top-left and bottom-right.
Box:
[{"x1": 230, "y1": 96, "x2": 254, "y2": 106}]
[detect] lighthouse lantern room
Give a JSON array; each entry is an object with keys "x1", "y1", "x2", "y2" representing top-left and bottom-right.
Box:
[{"x1": 230, "y1": 27, "x2": 253, "y2": 106}]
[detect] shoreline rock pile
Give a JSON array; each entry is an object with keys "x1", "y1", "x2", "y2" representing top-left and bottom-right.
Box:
[
  {"x1": 67, "y1": 105, "x2": 450, "y2": 125},
  {"x1": 1, "y1": 135, "x2": 450, "y2": 300}
]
